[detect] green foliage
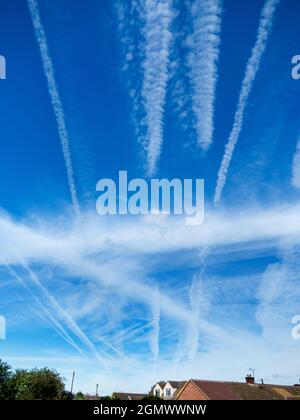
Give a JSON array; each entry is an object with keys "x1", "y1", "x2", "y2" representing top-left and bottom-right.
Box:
[
  {"x1": 0, "y1": 361, "x2": 67, "y2": 400},
  {"x1": 58, "y1": 390, "x2": 74, "y2": 400},
  {"x1": 14, "y1": 368, "x2": 65, "y2": 400},
  {"x1": 74, "y1": 391, "x2": 85, "y2": 400},
  {"x1": 0, "y1": 359, "x2": 13, "y2": 399}
]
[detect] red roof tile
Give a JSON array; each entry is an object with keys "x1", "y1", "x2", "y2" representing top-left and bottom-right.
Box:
[{"x1": 192, "y1": 380, "x2": 241, "y2": 400}]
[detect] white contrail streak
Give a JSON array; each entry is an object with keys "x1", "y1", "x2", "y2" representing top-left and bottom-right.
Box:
[
  {"x1": 3, "y1": 261, "x2": 88, "y2": 359},
  {"x1": 142, "y1": 0, "x2": 173, "y2": 175},
  {"x1": 149, "y1": 284, "x2": 160, "y2": 373},
  {"x1": 27, "y1": 0, "x2": 80, "y2": 215},
  {"x1": 214, "y1": 0, "x2": 280, "y2": 204},
  {"x1": 188, "y1": 275, "x2": 209, "y2": 359},
  {"x1": 20, "y1": 259, "x2": 109, "y2": 368},
  {"x1": 291, "y1": 132, "x2": 300, "y2": 189},
  {"x1": 187, "y1": 0, "x2": 222, "y2": 150}
]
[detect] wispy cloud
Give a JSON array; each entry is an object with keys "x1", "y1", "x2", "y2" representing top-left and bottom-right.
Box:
[
  {"x1": 256, "y1": 242, "x2": 300, "y2": 345},
  {"x1": 291, "y1": 132, "x2": 300, "y2": 189},
  {"x1": 27, "y1": 0, "x2": 80, "y2": 215},
  {"x1": 1, "y1": 201, "x2": 300, "y2": 391},
  {"x1": 3, "y1": 262, "x2": 90, "y2": 360},
  {"x1": 187, "y1": 275, "x2": 209, "y2": 359},
  {"x1": 214, "y1": 0, "x2": 280, "y2": 203},
  {"x1": 149, "y1": 284, "x2": 160, "y2": 373},
  {"x1": 5, "y1": 253, "x2": 109, "y2": 368},
  {"x1": 187, "y1": 0, "x2": 222, "y2": 150},
  {"x1": 141, "y1": 0, "x2": 173, "y2": 175},
  {"x1": 115, "y1": 0, "x2": 145, "y2": 143}
]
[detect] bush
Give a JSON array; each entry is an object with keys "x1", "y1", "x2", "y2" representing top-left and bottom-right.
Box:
[
  {"x1": 74, "y1": 391, "x2": 85, "y2": 400},
  {"x1": 0, "y1": 359, "x2": 13, "y2": 399},
  {"x1": 0, "y1": 361, "x2": 67, "y2": 400},
  {"x1": 14, "y1": 368, "x2": 65, "y2": 400}
]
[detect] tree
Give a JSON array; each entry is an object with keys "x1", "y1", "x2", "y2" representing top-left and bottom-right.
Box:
[
  {"x1": 14, "y1": 367, "x2": 65, "y2": 400},
  {"x1": 74, "y1": 391, "x2": 84, "y2": 400},
  {"x1": 0, "y1": 359, "x2": 13, "y2": 399}
]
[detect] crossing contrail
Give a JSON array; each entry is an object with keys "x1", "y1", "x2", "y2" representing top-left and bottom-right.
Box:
[
  {"x1": 187, "y1": 0, "x2": 222, "y2": 150},
  {"x1": 27, "y1": 0, "x2": 80, "y2": 215},
  {"x1": 141, "y1": 0, "x2": 173, "y2": 175},
  {"x1": 214, "y1": 0, "x2": 280, "y2": 204}
]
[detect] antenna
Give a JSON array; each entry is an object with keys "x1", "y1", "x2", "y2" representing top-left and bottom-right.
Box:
[{"x1": 249, "y1": 368, "x2": 256, "y2": 381}]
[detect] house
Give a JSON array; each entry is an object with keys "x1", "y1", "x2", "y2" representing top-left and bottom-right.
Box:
[
  {"x1": 151, "y1": 380, "x2": 186, "y2": 399},
  {"x1": 111, "y1": 392, "x2": 147, "y2": 400},
  {"x1": 174, "y1": 376, "x2": 300, "y2": 400},
  {"x1": 151, "y1": 381, "x2": 166, "y2": 398}
]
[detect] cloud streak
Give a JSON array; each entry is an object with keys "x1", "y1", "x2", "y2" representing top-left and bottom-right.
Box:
[
  {"x1": 27, "y1": 0, "x2": 80, "y2": 215},
  {"x1": 1, "y1": 201, "x2": 300, "y2": 391},
  {"x1": 141, "y1": 0, "x2": 173, "y2": 175},
  {"x1": 291, "y1": 132, "x2": 300, "y2": 189},
  {"x1": 187, "y1": 0, "x2": 222, "y2": 150},
  {"x1": 149, "y1": 284, "x2": 160, "y2": 373},
  {"x1": 214, "y1": 0, "x2": 280, "y2": 203}
]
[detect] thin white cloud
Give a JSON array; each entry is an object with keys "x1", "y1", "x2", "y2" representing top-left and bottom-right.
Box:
[
  {"x1": 2, "y1": 203, "x2": 300, "y2": 391},
  {"x1": 149, "y1": 284, "x2": 160, "y2": 373},
  {"x1": 291, "y1": 132, "x2": 300, "y2": 189},
  {"x1": 187, "y1": 0, "x2": 222, "y2": 150},
  {"x1": 6, "y1": 253, "x2": 109, "y2": 368},
  {"x1": 2, "y1": 261, "x2": 89, "y2": 360},
  {"x1": 256, "y1": 242, "x2": 300, "y2": 344},
  {"x1": 27, "y1": 0, "x2": 80, "y2": 215},
  {"x1": 115, "y1": 1, "x2": 145, "y2": 143},
  {"x1": 214, "y1": 0, "x2": 280, "y2": 203},
  {"x1": 187, "y1": 274, "x2": 210, "y2": 360},
  {"x1": 141, "y1": 0, "x2": 173, "y2": 175}
]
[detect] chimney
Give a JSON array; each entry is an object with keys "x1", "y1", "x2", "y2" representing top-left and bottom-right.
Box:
[{"x1": 245, "y1": 374, "x2": 255, "y2": 385}]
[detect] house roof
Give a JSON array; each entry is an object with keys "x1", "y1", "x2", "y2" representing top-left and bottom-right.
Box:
[
  {"x1": 167, "y1": 381, "x2": 186, "y2": 389},
  {"x1": 112, "y1": 392, "x2": 147, "y2": 400},
  {"x1": 227, "y1": 383, "x2": 300, "y2": 400},
  {"x1": 191, "y1": 380, "x2": 241, "y2": 400},
  {"x1": 176, "y1": 379, "x2": 300, "y2": 400}
]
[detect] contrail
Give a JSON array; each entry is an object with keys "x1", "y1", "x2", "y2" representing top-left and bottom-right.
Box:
[
  {"x1": 187, "y1": 0, "x2": 222, "y2": 150},
  {"x1": 214, "y1": 0, "x2": 280, "y2": 203},
  {"x1": 6, "y1": 246, "x2": 108, "y2": 368},
  {"x1": 115, "y1": 0, "x2": 144, "y2": 141},
  {"x1": 27, "y1": 0, "x2": 80, "y2": 215},
  {"x1": 3, "y1": 261, "x2": 88, "y2": 359},
  {"x1": 141, "y1": 0, "x2": 173, "y2": 175},
  {"x1": 149, "y1": 284, "x2": 160, "y2": 374},
  {"x1": 188, "y1": 275, "x2": 207, "y2": 360},
  {"x1": 20, "y1": 259, "x2": 109, "y2": 368},
  {"x1": 291, "y1": 132, "x2": 300, "y2": 189}
]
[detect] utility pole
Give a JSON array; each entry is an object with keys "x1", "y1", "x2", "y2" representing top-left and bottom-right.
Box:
[
  {"x1": 70, "y1": 371, "x2": 75, "y2": 394},
  {"x1": 96, "y1": 384, "x2": 99, "y2": 397}
]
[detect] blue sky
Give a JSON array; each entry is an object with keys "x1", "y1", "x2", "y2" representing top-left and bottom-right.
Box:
[{"x1": 0, "y1": 0, "x2": 300, "y2": 394}]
